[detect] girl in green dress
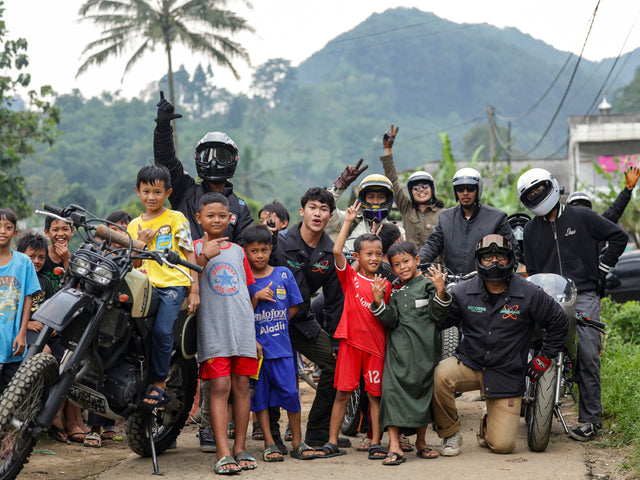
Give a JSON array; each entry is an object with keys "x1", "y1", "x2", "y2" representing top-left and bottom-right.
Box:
[{"x1": 371, "y1": 242, "x2": 450, "y2": 465}]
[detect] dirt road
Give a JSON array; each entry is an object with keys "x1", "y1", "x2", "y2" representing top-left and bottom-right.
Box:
[{"x1": 19, "y1": 386, "x2": 627, "y2": 480}]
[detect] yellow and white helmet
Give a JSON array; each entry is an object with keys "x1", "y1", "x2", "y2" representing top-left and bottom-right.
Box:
[{"x1": 358, "y1": 174, "x2": 394, "y2": 221}]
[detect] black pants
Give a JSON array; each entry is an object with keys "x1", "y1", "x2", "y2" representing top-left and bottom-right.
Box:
[{"x1": 288, "y1": 327, "x2": 336, "y2": 432}]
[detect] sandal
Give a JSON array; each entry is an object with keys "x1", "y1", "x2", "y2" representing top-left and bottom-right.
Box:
[
  {"x1": 100, "y1": 430, "x2": 116, "y2": 440},
  {"x1": 416, "y1": 446, "x2": 439, "y2": 459},
  {"x1": 227, "y1": 420, "x2": 235, "y2": 440},
  {"x1": 234, "y1": 451, "x2": 257, "y2": 470},
  {"x1": 290, "y1": 441, "x2": 316, "y2": 460},
  {"x1": 214, "y1": 456, "x2": 240, "y2": 475},
  {"x1": 263, "y1": 444, "x2": 284, "y2": 462},
  {"x1": 67, "y1": 431, "x2": 87, "y2": 443},
  {"x1": 382, "y1": 451, "x2": 406, "y2": 466},
  {"x1": 143, "y1": 386, "x2": 173, "y2": 406},
  {"x1": 284, "y1": 422, "x2": 293, "y2": 442},
  {"x1": 356, "y1": 437, "x2": 371, "y2": 451},
  {"x1": 368, "y1": 444, "x2": 387, "y2": 460},
  {"x1": 315, "y1": 442, "x2": 346, "y2": 458},
  {"x1": 83, "y1": 432, "x2": 102, "y2": 448},
  {"x1": 252, "y1": 421, "x2": 264, "y2": 441},
  {"x1": 48, "y1": 426, "x2": 69, "y2": 444},
  {"x1": 399, "y1": 433, "x2": 414, "y2": 452}
]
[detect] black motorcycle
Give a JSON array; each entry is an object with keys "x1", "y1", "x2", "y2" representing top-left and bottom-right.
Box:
[{"x1": 0, "y1": 204, "x2": 202, "y2": 479}]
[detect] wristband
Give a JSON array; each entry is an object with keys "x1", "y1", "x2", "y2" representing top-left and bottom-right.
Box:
[{"x1": 202, "y1": 252, "x2": 211, "y2": 262}]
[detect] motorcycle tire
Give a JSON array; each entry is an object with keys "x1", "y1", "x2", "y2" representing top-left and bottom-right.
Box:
[
  {"x1": 441, "y1": 326, "x2": 459, "y2": 360},
  {"x1": 340, "y1": 385, "x2": 362, "y2": 437},
  {"x1": 126, "y1": 355, "x2": 197, "y2": 457},
  {"x1": 526, "y1": 364, "x2": 557, "y2": 452},
  {"x1": 0, "y1": 353, "x2": 59, "y2": 480}
]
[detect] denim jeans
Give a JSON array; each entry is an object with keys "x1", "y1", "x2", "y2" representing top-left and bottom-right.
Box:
[{"x1": 152, "y1": 286, "x2": 187, "y2": 382}]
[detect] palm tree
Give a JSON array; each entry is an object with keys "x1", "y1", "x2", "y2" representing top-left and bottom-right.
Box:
[{"x1": 76, "y1": 0, "x2": 254, "y2": 153}]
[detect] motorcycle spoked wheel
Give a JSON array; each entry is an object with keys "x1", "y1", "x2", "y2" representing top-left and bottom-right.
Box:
[
  {"x1": 125, "y1": 355, "x2": 197, "y2": 457},
  {"x1": 0, "y1": 353, "x2": 59, "y2": 480},
  {"x1": 340, "y1": 385, "x2": 363, "y2": 437},
  {"x1": 526, "y1": 364, "x2": 558, "y2": 452}
]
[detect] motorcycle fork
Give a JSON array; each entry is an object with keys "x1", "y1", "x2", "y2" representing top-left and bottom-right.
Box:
[
  {"x1": 553, "y1": 352, "x2": 570, "y2": 433},
  {"x1": 33, "y1": 302, "x2": 108, "y2": 437}
]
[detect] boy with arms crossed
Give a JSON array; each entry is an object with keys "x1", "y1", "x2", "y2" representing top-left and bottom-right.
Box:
[
  {"x1": 194, "y1": 193, "x2": 258, "y2": 474},
  {"x1": 243, "y1": 224, "x2": 316, "y2": 461},
  {"x1": 316, "y1": 200, "x2": 391, "y2": 459}
]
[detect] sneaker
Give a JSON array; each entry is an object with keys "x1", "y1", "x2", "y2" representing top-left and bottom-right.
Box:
[
  {"x1": 568, "y1": 423, "x2": 601, "y2": 442},
  {"x1": 199, "y1": 426, "x2": 217, "y2": 453},
  {"x1": 441, "y1": 431, "x2": 463, "y2": 456}
]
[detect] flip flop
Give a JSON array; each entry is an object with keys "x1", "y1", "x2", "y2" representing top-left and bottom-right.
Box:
[
  {"x1": 290, "y1": 441, "x2": 316, "y2": 460},
  {"x1": 382, "y1": 451, "x2": 406, "y2": 466},
  {"x1": 48, "y1": 426, "x2": 69, "y2": 444},
  {"x1": 263, "y1": 444, "x2": 284, "y2": 462},
  {"x1": 234, "y1": 451, "x2": 257, "y2": 470},
  {"x1": 252, "y1": 421, "x2": 264, "y2": 441},
  {"x1": 368, "y1": 444, "x2": 388, "y2": 460},
  {"x1": 101, "y1": 430, "x2": 116, "y2": 440},
  {"x1": 416, "y1": 446, "x2": 439, "y2": 459},
  {"x1": 83, "y1": 432, "x2": 102, "y2": 448},
  {"x1": 214, "y1": 456, "x2": 240, "y2": 475},
  {"x1": 67, "y1": 431, "x2": 87, "y2": 443},
  {"x1": 143, "y1": 386, "x2": 173, "y2": 406}
]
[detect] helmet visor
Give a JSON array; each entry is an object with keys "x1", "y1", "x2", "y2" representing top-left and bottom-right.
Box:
[
  {"x1": 197, "y1": 147, "x2": 236, "y2": 166},
  {"x1": 476, "y1": 234, "x2": 511, "y2": 253},
  {"x1": 521, "y1": 181, "x2": 552, "y2": 209}
]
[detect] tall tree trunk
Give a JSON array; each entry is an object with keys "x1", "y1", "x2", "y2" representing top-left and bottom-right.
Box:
[{"x1": 166, "y1": 43, "x2": 179, "y2": 158}]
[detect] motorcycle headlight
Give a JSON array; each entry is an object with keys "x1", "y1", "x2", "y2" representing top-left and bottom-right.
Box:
[
  {"x1": 92, "y1": 264, "x2": 116, "y2": 286},
  {"x1": 70, "y1": 255, "x2": 91, "y2": 277}
]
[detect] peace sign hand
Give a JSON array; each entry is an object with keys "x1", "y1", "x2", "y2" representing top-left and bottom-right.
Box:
[
  {"x1": 383, "y1": 124, "x2": 399, "y2": 149},
  {"x1": 334, "y1": 158, "x2": 369, "y2": 190}
]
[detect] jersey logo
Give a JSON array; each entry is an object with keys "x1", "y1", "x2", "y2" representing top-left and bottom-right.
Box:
[
  {"x1": 207, "y1": 262, "x2": 240, "y2": 296},
  {"x1": 229, "y1": 213, "x2": 237, "y2": 226},
  {"x1": 286, "y1": 260, "x2": 302, "y2": 269},
  {"x1": 276, "y1": 287, "x2": 286, "y2": 300},
  {"x1": 155, "y1": 224, "x2": 173, "y2": 249},
  {"x1": 467, "y1": 305, "x2": 486, "y2": 313},
  {"x1": 500, "y1": 304, "x2": 520, "y2": 320},
  {"x1": 564, "y1": 227, "x2": 576, "y2": 237}
]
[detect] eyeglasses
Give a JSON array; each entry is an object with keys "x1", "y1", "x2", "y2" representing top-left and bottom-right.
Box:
[
  {"x1": 480, "y1": 252, "x2": 508, "y2": 262},
  {"x1": 412, "y1": 183, "x2": 431, "y2": 192},
  {"x1": 454, "y1": 184, "x2": 477, "y2": 193}
]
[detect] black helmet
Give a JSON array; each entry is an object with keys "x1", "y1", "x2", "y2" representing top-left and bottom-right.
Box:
[
  {"x1": 195, "y1": 131, "x2": 239, "y2": 184},
  {"x1": 358, "y1": 174, "x2": 394, "y2": 222},
  {"x1": 475, "y1": 234, "x2": 515, "y2": 282}
]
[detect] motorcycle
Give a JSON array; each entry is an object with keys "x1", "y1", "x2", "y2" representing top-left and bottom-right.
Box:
[
  {"x1": 0, "y1": 204, "x2": 202, "y2": 479},
  {"x1": 523, "y1": 273, "x2": 605, "y2": 451}
]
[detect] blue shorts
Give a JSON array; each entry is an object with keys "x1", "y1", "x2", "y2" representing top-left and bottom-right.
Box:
[{"x1": 250, "y1": 356, "x2": 301, "y2": 413}]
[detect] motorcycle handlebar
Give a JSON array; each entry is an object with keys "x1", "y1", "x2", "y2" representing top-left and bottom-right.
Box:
[
  {"x1": 165, "y1": 250, "x2": 203, "y2": 274},
  {"x1": 95, "y1": 225, "x2": 147, "y2": 251},
  {"x1": 43, "y1": 203, "x2": 65, "y2": 217},
  {"x1": 576, "y1": 312, "x2": 605, "y2": 330}
]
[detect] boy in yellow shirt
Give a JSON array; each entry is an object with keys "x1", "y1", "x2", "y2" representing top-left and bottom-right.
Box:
[{"x1": 128, "y1": 165, "x2": 199, "y2": 405}]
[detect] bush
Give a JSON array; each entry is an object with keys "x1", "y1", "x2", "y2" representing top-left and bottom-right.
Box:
[{"x1": 601, "y1": 297, "x2": 640, "y2": 344}]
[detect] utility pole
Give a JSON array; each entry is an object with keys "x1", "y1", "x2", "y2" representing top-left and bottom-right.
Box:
[{"x1": 487, "y1": 105, "x2": 496, "y2": 171}]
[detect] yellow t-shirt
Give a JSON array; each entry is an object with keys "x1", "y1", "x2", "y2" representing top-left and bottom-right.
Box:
[{"x1": 127, "y1": 209, "x2": 194, "y2": 288}]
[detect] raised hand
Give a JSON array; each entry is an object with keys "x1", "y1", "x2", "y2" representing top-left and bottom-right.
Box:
[
  {"x1": 625, "y1": 165, "x2": 640, "y2": 190},
  {"x1": 383, "y1": 124, "x2": 399, "y2": 149},
  {"x1": 136, "y1": 223, "x2": 158, "y2": 245},
  {"x1": 372, "y1": 273, "x2": 386, "y2": 306},
  {"x1": 155, "y1": 90, "x2": 183, "y2": 124},
  {"x1": 334, "y1": 158, "x2": 369, "y2": 190},
  {"x1": 424, "y1": 263, "x2": 447, "y2": 297},
  {"x1": 201, "y1": 232, "x2": 228, "y2": 261},
  {"x1": 345, "y1": 199, "x2": 361, "y2": 224}
]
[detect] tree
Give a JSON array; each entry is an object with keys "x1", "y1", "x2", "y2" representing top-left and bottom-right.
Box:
[
  {"x1": 76, "y1": 0, "x2": 254, "y2": 153},
  {"x1": 251, "y1": 58, "x2": 296, "y2": 107},
  {"x1": 614, "y1": 66, "x2": 640, "y2": 113},
  {"x1": 0, "y1": 1, "x2": 59, "y2": 217}
]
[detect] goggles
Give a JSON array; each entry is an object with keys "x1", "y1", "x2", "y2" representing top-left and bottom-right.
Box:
[{"x1": 196, "y1": 147, "x2": 237, "y2": 166}]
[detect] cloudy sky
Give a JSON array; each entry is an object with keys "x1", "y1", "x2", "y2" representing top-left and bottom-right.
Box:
[{"x1": 4, "y1": 0, "x2": 640, "y2": 99}]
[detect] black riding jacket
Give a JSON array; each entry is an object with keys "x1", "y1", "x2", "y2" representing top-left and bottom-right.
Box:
[
  {"x1": 153, "y1": 123, "x2": 254, "y2": 242},
  {"x1": 523, "y1": 205, "x2": 627, "y2": 293},
  {"x1": 272, "y1": 223, "x2": 344, "y2": 341},
  {"x1": 445, "y1": 275, "x2": 568, "y2": 398}
]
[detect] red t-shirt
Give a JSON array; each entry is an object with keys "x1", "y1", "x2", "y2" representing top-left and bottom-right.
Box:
[{"x1": 334, "y1": 262, "x2": 391, "y2": 358}]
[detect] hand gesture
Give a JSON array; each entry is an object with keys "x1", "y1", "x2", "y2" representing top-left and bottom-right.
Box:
[
  {"x1": 155, "y1": 90, "x2": 183, "y2": 124},
  {"x1": 372, "y1": 274, "x2": 386, "y2": 306},
  {"x1": 201, "y1": 232, "x2": 228, "y2": 260},
  {"x1": 254, "y1": 281, "x2": 276, "y2": 303},
  {"x1": 345, "y1": 199, "x2": 361, "y2": 224},
  {"x1": 383, "y1": 124, "x2": 399, "y2": 149},
  {"x1": 264, "y1": 212, "x2": 280, "y2": 233},
  {"x1": 334, "y1": 158, "x2": 369, "y2": 190},
  {"x1": 370, "y1": 221, "x2": 383, "y2": 236},
  {"x1": 425, "y1": 263, "x2": 447, "y2": 297},
  {"x1": 625, "y1": 165, "x2": 640, "y2": 190},
  {"x1": 137, "y1": 223, "x2": 158, "y2": 245},
  {"x1": 53, "y1": 242, "x2": 71, "y2": 265}
]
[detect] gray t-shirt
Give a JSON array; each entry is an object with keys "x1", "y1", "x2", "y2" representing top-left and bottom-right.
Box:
[{"x1": 195, "y1": 241, "x2": 256, "y2": 361}]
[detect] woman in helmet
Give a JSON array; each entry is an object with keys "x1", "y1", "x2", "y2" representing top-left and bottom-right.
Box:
[
  {"x1": 379, "y1": 125, "x2": 445, "y2": 250},
  {"x1": 432, "y1": 234, "x2": 568, "y2": 455}
]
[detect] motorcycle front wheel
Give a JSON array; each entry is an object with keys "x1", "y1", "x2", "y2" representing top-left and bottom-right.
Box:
[
  {"x1": 340, "y1": 384, "x2": 363, "y2": 436},
  {"x1": 0, "y1": 353, "x2": 59, "y2": 480},
  {"x1": 126, "y1": 355, "x2": 197, "y2": 457},
  {"x1": 526, "y1": 363, "x2": 557, "y2": 452}
]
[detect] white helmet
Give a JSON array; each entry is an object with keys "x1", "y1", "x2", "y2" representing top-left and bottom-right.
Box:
[
  {"x1": 517, "y1": 168, "x2": 561, "y2": 216},
  {"x1": 407, "y1": 171, "x2": 438, "y2": 204},
  {"x1": 567, "y1": 191, "x2": 592, "y2": 209},
  {"x1": 452, "y1": 167, "x2": 482, "y2": 202}
]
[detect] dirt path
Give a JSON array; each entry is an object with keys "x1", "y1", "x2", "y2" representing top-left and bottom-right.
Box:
[{"x1": 19, "y1": 386, "x2": 629, "y2": 479}]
